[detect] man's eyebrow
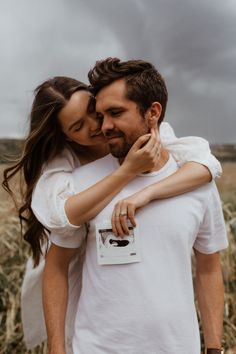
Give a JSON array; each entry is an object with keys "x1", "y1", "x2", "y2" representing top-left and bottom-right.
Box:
[{"x1": 105, "y1": 106, "x2": 125, "y2": 113}]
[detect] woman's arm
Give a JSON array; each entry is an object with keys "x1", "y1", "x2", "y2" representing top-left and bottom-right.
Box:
[
  {"x1": 112, "y1": 123, "x2": 221, "y2": 235},
  {"x1": 160, "y1": 122, "x2": 222, "y2": 179},
  {"x1": 32, "y1": 130, "x2": 160, "y2": 231},
  {"x1": 33, "y1": 123, "x2": 220, "y2": 237},
  {"x1": 65, "y1": 131, "x2": 159, "y2": 226},
  {"x1": 112, "y1": 161, "x2": 211, "y2": 235}
]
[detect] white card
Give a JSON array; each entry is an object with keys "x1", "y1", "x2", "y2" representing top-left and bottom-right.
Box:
[{"x1": 95, "y1": 220, "x2": 141, "y2": 265}]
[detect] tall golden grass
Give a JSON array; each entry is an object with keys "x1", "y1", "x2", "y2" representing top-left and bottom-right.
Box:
[{"x1": 0, "y1": 170, "x2": 235, "y2": 353}]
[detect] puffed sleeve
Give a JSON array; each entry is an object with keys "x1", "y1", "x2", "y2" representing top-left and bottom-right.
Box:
[
  {"x1": 160, "y1": 122, "x2": 222, "y2": 179},
  {"x1": 31, "y1": 148, "x2": 82, "y2": 237}
]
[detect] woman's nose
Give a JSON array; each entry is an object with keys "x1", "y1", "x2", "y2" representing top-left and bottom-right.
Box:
[{"x1": 88, "y1": 114, "x2": 101, "y2": 132}]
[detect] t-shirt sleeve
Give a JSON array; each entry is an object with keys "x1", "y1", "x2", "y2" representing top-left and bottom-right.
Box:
[
  {"x1": 160, "y1": 122, "x2": 222, "y2": 179},
  {"x1": 193, "y1": 182, "x2": 228, "y2": 254}
]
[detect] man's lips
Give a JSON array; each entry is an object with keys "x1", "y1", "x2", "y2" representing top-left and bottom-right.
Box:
[
  {"x1": 106, "y1": 135, "x2": 123, "y2": 140},
  {"x1": 107, "y1": 137, "x2": 123, "y2": 144}
]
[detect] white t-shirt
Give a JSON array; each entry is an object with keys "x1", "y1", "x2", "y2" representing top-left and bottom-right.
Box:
[
  {"x1": 59, "y1": 153, "x2": 227, "y2": 354},
  {"x1": 22, "y1": 122, "x2": 222, "y2": 350}
]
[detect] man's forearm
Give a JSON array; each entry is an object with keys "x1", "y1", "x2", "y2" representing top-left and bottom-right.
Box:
[
  {"x1": 195, "y1": 250, "x2": 224, "y2": 349},
  {"x1": 43, "y1": 245, "x2": 76, "y2": 354}
]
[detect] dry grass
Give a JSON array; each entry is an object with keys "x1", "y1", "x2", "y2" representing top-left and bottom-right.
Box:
[
  {"x1": 0, "y1": 164, "x2": 236, "y2": 354},
  {"x1": 221, "y1": 202, "x2": 236, "y2": 353},
  {"x1": 217, "y1": 162, "x2": 236, "y2": 203},
  {"x1": 0, "y1": 197, "x2": 47, "y2": 353}
]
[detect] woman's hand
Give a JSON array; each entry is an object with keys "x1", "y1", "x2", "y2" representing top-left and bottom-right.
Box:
[
  {"x1": 121, "y1": 128, "x2": 161, "y2": 176},
  {"x1": 111, "y1": 188, "x2": 151, "y2": 236}
]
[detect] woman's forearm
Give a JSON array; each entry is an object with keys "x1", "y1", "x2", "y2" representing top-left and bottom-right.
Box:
[
  {"x1": 65, "y1": 164, "x2": 136, "y2": 226},
  {"x1": 66, "y1": 159, "x2": 211, "y2": 228},
  {"x1": 65, "y1": 132, "x2": 161, "y2": 226},
  {"x1": 143, "y1": 162, "x2": 212, "y2": 202},
  {"x1": 111, "y1": 162, "x2": 212, "y2": 235}
]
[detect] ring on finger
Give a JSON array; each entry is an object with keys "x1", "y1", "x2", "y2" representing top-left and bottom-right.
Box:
[{"x1": 119, "y1": 211, "x2": 127, "y2": 216}]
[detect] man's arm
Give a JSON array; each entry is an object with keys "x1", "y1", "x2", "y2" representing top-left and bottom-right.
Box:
[
  {"x1": 194, "y1": 249, "x2": 224, "y2": 349},
  {"x1": 43, "y1": 244, "x2": 79, "y2": 354}
]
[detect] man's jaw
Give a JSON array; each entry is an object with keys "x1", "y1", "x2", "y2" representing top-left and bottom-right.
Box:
[{"x1": 109, "y1": 141, "x2": 133, "y2": 161}]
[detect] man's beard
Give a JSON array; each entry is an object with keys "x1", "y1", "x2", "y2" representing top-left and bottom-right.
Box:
[
  {"x1": 105, "y1": 124, "x2": 149, "y2": 158},
  {"x1": 108, "y1": 139, "x2": 133, "y2": 158}
]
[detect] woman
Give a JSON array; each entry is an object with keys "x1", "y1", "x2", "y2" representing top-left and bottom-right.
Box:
[{"x1": 3, "y1": 76, "x2": 221, "y2": 351}]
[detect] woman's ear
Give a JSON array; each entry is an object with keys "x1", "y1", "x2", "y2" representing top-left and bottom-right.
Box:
[{"x1": 145, "y1": 102, "x2": 162, "y2": 129}]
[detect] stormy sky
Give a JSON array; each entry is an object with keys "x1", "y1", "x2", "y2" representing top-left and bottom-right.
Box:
[{"x1": 0, "y1": 0, "x2": 235, "y2": 143}]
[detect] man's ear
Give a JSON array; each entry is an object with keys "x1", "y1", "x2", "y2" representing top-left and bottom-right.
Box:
[{"x1": 145, "y1": 102, "x2": 162, "y2": 129}]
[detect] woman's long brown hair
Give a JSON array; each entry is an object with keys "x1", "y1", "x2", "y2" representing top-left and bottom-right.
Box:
[{"x1": 2, "y1": 77, "x2": 89, "y2": 266}]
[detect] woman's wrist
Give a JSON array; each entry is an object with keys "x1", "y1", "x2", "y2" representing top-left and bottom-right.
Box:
[
  {"x1": 116, "y1": 163, "x2": 137, "y2": 179},
  {"x1": 144, "y1": 184, "x2": 160, "y2": 203}
]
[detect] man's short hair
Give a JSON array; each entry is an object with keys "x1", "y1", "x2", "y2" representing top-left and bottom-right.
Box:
[{"x1": 88, "y1": 57, "x2": 168, "y2": 124}]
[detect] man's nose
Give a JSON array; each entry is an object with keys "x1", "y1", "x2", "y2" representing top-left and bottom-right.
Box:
[{"x1": 101, "y1": 116, "x2": 114, "y2": 134}]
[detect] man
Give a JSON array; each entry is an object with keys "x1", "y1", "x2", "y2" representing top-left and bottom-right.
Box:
[{"x1": 45, "y1": 58, "x2": 227, "y2": 354}]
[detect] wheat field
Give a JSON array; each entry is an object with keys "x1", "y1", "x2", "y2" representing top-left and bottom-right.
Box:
[{"x1": 0, "y1": 163, "x2": 236, "y2": 354}]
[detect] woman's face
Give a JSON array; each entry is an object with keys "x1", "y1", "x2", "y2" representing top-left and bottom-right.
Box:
[{"x1": 58, "y1": 90, "x2": 106, "y2": 146}]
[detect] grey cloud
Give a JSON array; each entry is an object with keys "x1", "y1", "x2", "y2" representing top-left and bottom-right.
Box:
[{"x1": 0, "y1": 0, "x2": 235, "y2": 142}]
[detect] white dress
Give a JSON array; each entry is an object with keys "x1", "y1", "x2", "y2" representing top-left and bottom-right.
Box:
[{"x1": 21, "y1": 122, "x2": 222, "y2": 351}]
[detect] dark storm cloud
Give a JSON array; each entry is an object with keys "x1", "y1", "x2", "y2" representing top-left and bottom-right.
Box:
[
  {"x1": 0, "y1": 0, "x2": 235, "y2": 142},
  {"x1": 75, "y1": 0, "x2": 236, "y2": 143}
]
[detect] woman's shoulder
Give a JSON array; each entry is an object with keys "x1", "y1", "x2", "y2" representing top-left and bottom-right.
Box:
[
  {"x1": 160, "y1": 121, "x2": 176, "y2": 137},
  {"x1": 42, "y1": 147, "x2": 80, "y2": 175}
]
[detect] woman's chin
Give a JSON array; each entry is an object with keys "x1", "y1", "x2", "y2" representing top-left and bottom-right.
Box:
[{"x1": 93, "y1": 134, "x2": 107, "y2": 144}]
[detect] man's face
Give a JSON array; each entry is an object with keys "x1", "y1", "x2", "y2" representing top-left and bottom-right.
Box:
[{"x1": 96, "y1": 79, "x2": 149, "y2": 158}]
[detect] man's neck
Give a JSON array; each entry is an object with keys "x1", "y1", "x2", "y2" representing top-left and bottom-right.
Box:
[{"x1": 119, "y1": 148, "x2": 169, "y2": 173}]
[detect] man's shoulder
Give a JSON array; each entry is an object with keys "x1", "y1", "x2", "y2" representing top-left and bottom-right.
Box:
[
  {"x1": 184, "y1": 180, "x2": 221, "y2": 213},
  {"x1": 196, "y1": 180, "x2": 219, "y2": 197}
]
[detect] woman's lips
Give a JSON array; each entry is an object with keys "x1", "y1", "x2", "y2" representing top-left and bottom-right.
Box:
[{"x1": 92, "y1": 131, "x2": 104, "y2": 138}]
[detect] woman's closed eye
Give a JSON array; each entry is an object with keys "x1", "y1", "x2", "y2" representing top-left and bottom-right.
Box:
[{"x1": 74, "y1": 122, "x2": 83, "y2": 132}]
